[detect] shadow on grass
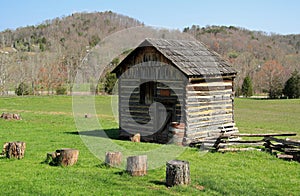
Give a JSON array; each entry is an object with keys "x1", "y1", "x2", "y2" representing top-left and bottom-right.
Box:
[
  {"x1": 65, "y1": 128, "x2": 119, "y2": 140},
  {"x1": 114, "y1": 171, "x2": 127, "y2": 176},
  {"x1": 0, "y1": 156, "x2": 7, "y2": 160},
  {"x1": 149, "y1": 180, "x2": 166, "y2": 186}
]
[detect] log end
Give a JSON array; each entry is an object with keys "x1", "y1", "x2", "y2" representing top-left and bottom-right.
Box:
[
  {"x1": 46, "y1": 148, "x2": 79, "y2": 166},
  {"x1": 166, "y1": 159, "x2": 190, "y2": 187},
  {"x1": 126, "y1": 155, "x2": 147, "y2": 176},
  {"x1": 3, "y1": 141, "x2": 26, "y2": 159}
]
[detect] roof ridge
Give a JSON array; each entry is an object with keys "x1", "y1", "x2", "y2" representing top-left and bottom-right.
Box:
[{"x1": 114, "y1": 38, "x2": 237, "y2": 77}]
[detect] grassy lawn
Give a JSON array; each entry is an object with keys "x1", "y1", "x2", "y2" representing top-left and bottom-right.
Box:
[
  {"x1": 0, "y1": 96, "x2": 299, "y2": 195},
  {"x1": 235, "y1": 98, "x2": 300, "y2": 139}
]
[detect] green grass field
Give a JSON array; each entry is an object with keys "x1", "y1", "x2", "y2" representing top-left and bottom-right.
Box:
[
  {"x1": 235, "y1": 98, "x2": 300, "y2": 139},
  {"x1": 0, "y1": 96, "x2": 299, "y2": 195}
]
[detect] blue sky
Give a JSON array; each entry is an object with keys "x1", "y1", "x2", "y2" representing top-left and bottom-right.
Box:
[{"x1": 1, "y1": 0, "x2": 299, "y2": 34}]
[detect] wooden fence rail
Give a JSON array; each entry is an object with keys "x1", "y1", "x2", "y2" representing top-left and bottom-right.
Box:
[{"x1": 190, "y1": 132, "x2": 300, "y2": 163}]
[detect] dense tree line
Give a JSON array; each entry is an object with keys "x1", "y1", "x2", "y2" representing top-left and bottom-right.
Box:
[
  {"x1": 0, "y1": 12, "x2": 300, "y2": 98},
  {"x1": 0, "y1": 11, "x2": 141, "y2": 95},
  {"x1": 185, "y1": 25, "x2": 300, "y2": 98}
]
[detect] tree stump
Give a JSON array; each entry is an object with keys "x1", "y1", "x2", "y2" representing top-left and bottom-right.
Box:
[
  {"x1": 1, "y1": 113, "x2": 21, "y2": 120},
  {"x1": 105, "y1": 151, "x2": 122, "y2": 167},
  {"x1": 126, "y1": 155, "x2": 147, "y2": 176},
  {"x1": 3, "y1": 141, "x2": 26, "y2": 159},
  {"x1": 56, "y1": 148, "x2": 79, "y2": 166},
  {"x1": 166, "y1": 160, "x2": 190, "y2": 187}
]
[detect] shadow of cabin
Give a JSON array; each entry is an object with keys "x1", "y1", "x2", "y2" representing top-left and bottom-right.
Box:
[{"x1": 112, "y1": 38, "x2": 238, "y2": 146}]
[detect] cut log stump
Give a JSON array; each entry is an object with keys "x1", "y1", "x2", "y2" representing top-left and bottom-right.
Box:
[
  {"x1": 126, "y1": 155, "x2": 147, "y2": 176},
  {"x1": 3, "y1": 141, "x2": 26, "y2": 159},
  {"x1": 56, "y1": 148, "x2": 79, "y2": 166},
  {"x1": 105, "y1": 151, "x2": 122, "y2": 167},
  {"x1": 166, "y1": 160, "x2": 190, "y2": 187},
  {"x1": 46, "y1": 148, "x2": 79, "y2": 166},
  {"x1": 1, "y1": 113, "x2": 21, "y2": 120}
]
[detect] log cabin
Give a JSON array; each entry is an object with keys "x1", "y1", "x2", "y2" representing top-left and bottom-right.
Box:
[{"x1": 112, "y1": 38, "x2": 238, "y2": 145}]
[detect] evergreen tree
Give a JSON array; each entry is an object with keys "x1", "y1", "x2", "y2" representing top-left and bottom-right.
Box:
[
  {"x1": 241, "y1": 75, "x2": 253, "y2": 97},
  {"x1": 283, "y1": 70, "x2": 300, "y2": 99},
  {"x1": 15, "y1": 82, "x2": 32, "y2": 96},
  {"x1": 104, "y1": 73, "x2": 117, "y2": 94}
]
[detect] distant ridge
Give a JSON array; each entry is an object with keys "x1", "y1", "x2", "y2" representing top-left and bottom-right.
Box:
[{"x1": 0, "y1": 11, "x2": 299, "y2": 96}]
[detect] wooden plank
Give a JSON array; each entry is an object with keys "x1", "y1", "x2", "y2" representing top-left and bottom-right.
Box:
[
  {"x1": 284, "y1": 148, "x2": 300, "y2": 153},
  {"x1": 186, "y1": 106, "x2": 232, "y2": 114},
  {"x1": 186, "y1": 85, "x2": 232, "y2": 91},
  {"x1": 187, "y1": 94, "x2": 231, "y2": 99},
  {"x1": 232, "y1": 133, "x2": 297, "y2": 137},
  {"x1": 186, "y1": 115, "x2": 233, "y2": 125},
  {"x1": 224, "y1": 139, "x2": 264, "y2": 143},
  {"x1": 276, "y1": 154, "x2": 294, "y2": 159},
  {"x1": 187, "y1": 120, "x2": 233, "y2": 129},
  {"x1": 218, "y1": 142, "x2": 265, "y2": 147},
  {"x1": 186, "y1": 112, "x2": 232, "y2": 121},
  {"x1": 189, "y1": 76, "x2": 235, "y2": 82},
  {"x1": 185, "y1": 101, "x2": 232, "y2": 107},
  {"x1": 218, "y1": 148, "x2": 258, "y2": 152},
  {"x1": 265, "y1": 136, "x2": 300, "y2": 146},
  {"x1": 187, "y1": 81, "x2": 232, "y2": 87},
  {"x1": 186, "y1": 89, "x2": 232, "y2": 95},
  {"x1": 186, "y1": 92, "x2": 232, "y2": 97},
  {"x1": 187, "y1": 119, "x2": 232, "y2": 132},
  {"x1": 186, "y1": 127, "x2": 238, "y2": 137},
  {"x1": 186, "y1": 97, "x2": 232, "y2": 103}
]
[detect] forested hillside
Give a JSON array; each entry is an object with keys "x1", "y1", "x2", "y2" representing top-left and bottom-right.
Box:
[
  {"x1": 0, "y1": 11, "x2": 299, "y2": 97},
  {"x1": 184, "y1": 25, "x2": 300, "y2": 96},
  {"x1": 0, "y1": 11, "x2": 141, "y2": 95}
]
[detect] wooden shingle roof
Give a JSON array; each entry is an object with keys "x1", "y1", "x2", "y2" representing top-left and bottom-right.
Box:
[
  {"x1": 142, "y1": 38, "x2": 236, "y2": 77},
  {"x1": 113, "y1": 38, "x2": 237, "y2": 77}
]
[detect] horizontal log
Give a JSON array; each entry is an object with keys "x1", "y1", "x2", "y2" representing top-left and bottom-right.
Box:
[
  {"x1": 222, "y1": 139, "x2": 264, "y2": 143},
  {"x1": 219, "y1": 127, "x2": 239, "y2": 133},
  {"x1": 186, "y1": 97, "x2": 232, "y2": 103},
  {"x1": 186, "y1": 85, "x2": 232, "y2": 91},
  {"x1": 186, "y1": 130, "x2": 220, "y2": 139},
  {"x1": 284, "y1": 148, "x2": 300, "y2": 153},
  {"x1": 264, "y1": 143, "x2": 286, "y2": 152},
  {"x1": 186, "y1": 90, "x2": 232, "y2": 96},
  {"x1": 185, "y1": 100, "x2": 232, "y2": 106},
  {"x1": 188, "y1": 121, "x2": 233, "y2": 130},
  {"x1": 186, "y1": 128, "x2": 238, "y2": 138},
  {"x1": 218, "y1": 147, "x2": 258, "y2": 152},
  {"x1": 233, "y1": 133, "x2": 297, "y2": 137},
  {"x1": 264, "y1": 136, "x2": 300, "y2": 146},
  {"x1": 276, "y1": 154, "x2": 294, "y2": 159},
  {"x1": 186, "y1": 110, "x2": 232, "y2": 118},
  {"x1": 187, "y1": 94, "x2": 231, "y2": 99},
  {"x1": 218, "y1": 142, "x2": 265, "y2": 147},
  {"x1": 186, "y1": 105, "x2": 232, "y2": 114},
  {"x1": 187, "y1": 115, "x2": 232, "y2": 125},
  {"x1": 186, "y1": 115, "x2": 233, "y2": 125},
  {"x1": 187, "y1": 109, "x2": 232, "y2": 116},
  {"x1": 187, "y1": 81, "x2": 232, "y2": 87},
  {"x1": 188, "y1": 76, "x2": 234, "y2": 82}
]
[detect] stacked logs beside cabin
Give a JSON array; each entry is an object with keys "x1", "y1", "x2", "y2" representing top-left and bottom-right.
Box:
[
  {"x1": 113, "y1": 38, "x2": 238, "y2": 146},
  {"x1": 264, "y1": 136, "x2": 300, "y2": 162},
  {"x1": 192, "y1": 132, "x2": 300, "y2": 163}
]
